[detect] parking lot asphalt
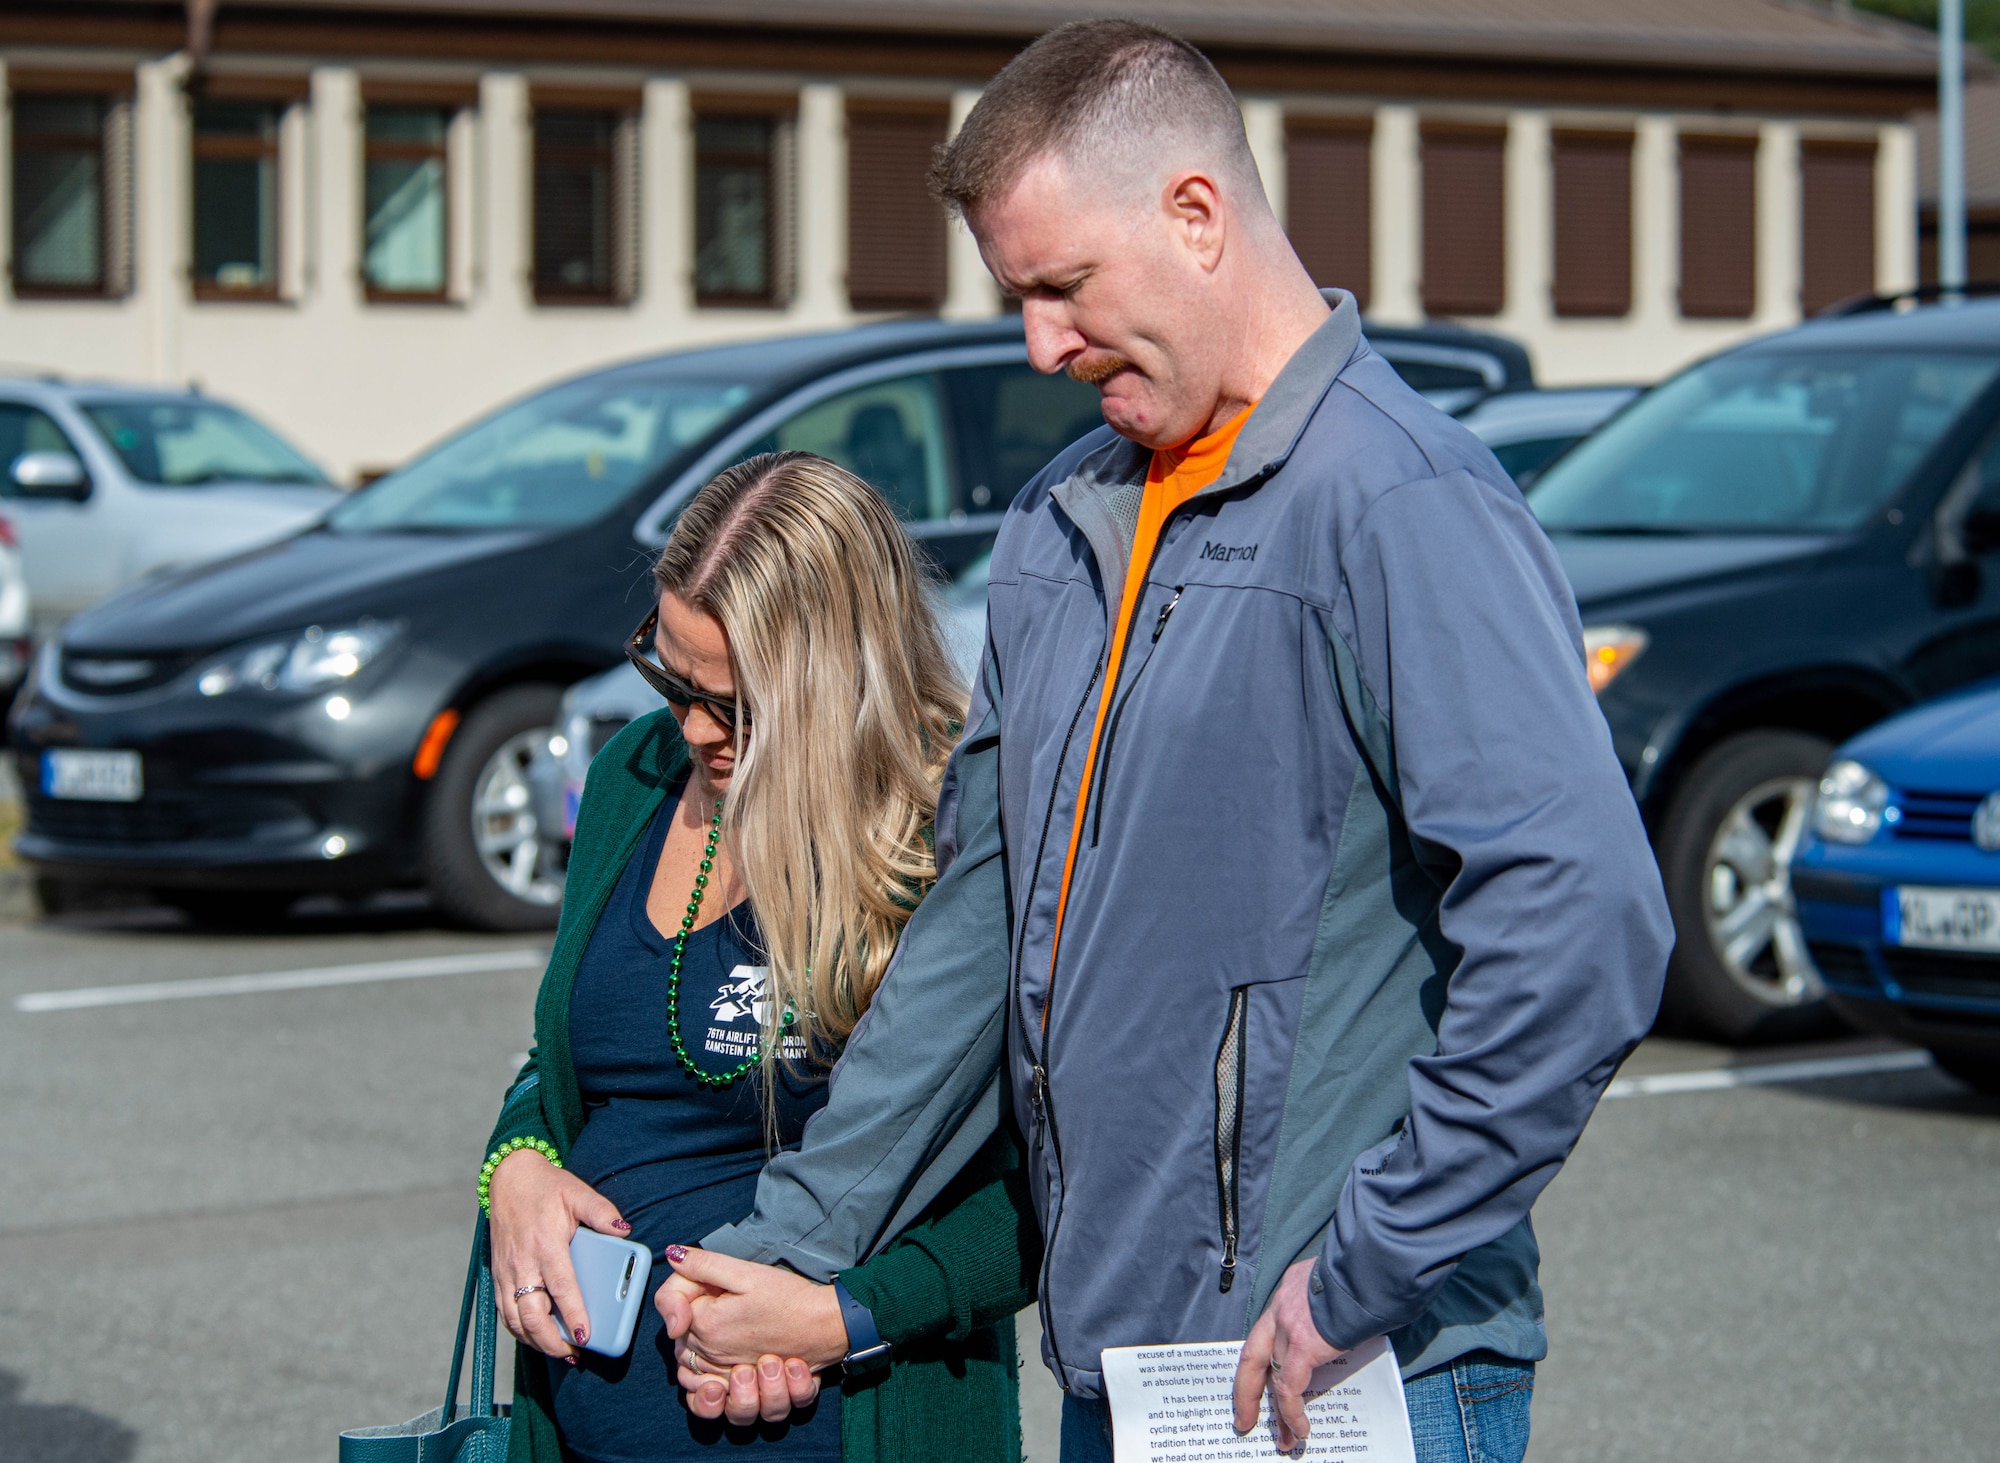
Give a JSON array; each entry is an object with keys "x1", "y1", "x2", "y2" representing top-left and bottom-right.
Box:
[{"x1": 1, "y1": 884, "x2": 1995, "y2": 1463}]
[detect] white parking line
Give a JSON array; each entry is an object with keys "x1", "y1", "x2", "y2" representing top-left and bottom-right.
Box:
[
  {"x1": 14, "y1": 949, "x2": 547, "y2": 1012},
  {"x1": 1603, "y1": 1048, "x2": 1933, "y2": 1099}
]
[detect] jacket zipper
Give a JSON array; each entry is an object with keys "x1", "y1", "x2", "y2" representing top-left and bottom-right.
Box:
[
  {"x1": 1013, "y1": 655, "x2": 1106, "y2": 1136},
  {"x1": 1034, "y1": 520, "x2": 1193, "y2": 1378},
  {"x1": 1009, "y1": 656, "x2": 1102, "y2": 1390},
  {"x1": 1214, "y1": 987, "x2": 1249, "y2": 1293},
  {"x1": 1089, "y1": 586, "x2": 1181, "y2": 848}
]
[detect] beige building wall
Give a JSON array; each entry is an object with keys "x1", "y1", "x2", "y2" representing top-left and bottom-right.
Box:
[
  {"x1": 0, "y1": 56, "x2": 1927, "y2": 480},
  {"x1": 0, "y1": 61, "x2": 989, "y2": 483}
]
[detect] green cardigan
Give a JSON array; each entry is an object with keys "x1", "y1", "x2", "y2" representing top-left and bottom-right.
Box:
[{"x1": 486, "y1": 709, "x2": 1039, "y2": 1463}]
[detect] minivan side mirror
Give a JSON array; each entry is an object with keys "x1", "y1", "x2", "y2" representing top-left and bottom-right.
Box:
[{"x1": 7, "y1": 450, "x2": 90, "y2": 501}]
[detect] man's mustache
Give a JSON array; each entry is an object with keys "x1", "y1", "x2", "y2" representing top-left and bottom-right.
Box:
[{"x1": 1066, "y1": 354, "x2": 1135, "y2": 386}]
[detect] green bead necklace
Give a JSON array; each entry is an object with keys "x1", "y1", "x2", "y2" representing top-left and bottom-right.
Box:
[{"x1": 666, "y1": 798, "x2": 794, "y2": 1087}]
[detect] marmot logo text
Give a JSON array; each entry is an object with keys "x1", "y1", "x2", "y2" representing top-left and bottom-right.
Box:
[{"x1": 1200, "y1": 541, "x2": 1259, "y2": 563}]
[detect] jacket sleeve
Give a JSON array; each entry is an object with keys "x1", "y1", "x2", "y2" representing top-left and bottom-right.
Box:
[
  {"x1": 701, "y1": 641, "x2": 1013, "y2": 1279},
  {"x1": 1311, "y1": 467, "x2": 1673, "y2": 1350},
  {"x1": 485, "y1": 1055, "x2": 553, "y2": 1157},
  {"x1": 835, "y1": 1120, "x2": 1041, "y2": 1347}
]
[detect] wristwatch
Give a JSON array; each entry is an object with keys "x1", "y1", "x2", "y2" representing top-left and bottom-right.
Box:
[{"x1": 833, "y1": 1277, "x2": 892, "y2": 1375}]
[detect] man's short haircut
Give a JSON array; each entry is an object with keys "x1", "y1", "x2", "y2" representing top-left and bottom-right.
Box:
[{"x1": 930, "y1": 19, "x2": 1264, "y2": 218}]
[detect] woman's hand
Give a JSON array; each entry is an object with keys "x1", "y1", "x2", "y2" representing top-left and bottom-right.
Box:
[
  {"x1": 487, "y1": 1148, "x2": 631, "y2": 1362},
  {"x1": 655, "y1": 1247, "x2": 848, "y2": 1424}
]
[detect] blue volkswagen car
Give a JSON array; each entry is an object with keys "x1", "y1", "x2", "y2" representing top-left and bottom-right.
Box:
[{"x1": 1794, "y1": 683, "x2": 2000, "y2": 1093}]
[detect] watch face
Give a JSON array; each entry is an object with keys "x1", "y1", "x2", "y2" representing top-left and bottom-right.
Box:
[{"x1": 842, "y1": 1342, "x2": 893, "y2": 1376}]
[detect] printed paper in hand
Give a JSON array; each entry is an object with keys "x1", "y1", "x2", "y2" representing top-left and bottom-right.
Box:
[{"x1": 1099, "y1": 1334, "x2": 1415, "y2": 1463}]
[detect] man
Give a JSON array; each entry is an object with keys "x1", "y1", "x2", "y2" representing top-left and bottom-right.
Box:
[{"x1": 674, "y1": 20, "x2": 1671, "y2": 1461}]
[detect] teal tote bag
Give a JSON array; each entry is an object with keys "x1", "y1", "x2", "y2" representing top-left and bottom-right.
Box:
[{"x1": 340, "y1": 1212, "x2": 511, "y2": 1462}]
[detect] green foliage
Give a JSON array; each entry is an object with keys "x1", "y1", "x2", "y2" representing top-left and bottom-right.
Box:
[{"x1": 1852, "y1": 0, "x2": 2000, "y2": 61}]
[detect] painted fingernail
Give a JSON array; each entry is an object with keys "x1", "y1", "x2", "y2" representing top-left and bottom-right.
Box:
[
  {"x1": 565, "y1": 1356, "x2": 577, "y2": 1368},
  {"x1": 574, "y1": 1328, "x2": 588, "y2": 1344},
  {"x1": 614, "y1": 1220, "x2": 632, "y2": 1230},
  {"x1": 666, "y1": 1244, "x2": 688, "y2": 1264}
]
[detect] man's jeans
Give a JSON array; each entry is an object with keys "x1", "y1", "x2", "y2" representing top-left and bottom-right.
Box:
[{"x1": 1058, "y1": 1350, "x2": 1534, "y2": 1463}]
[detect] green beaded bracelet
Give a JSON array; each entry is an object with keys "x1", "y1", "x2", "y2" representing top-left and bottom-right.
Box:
[{"x1": 477, "y1": 1135, "x2": 562, "y2": 1211}]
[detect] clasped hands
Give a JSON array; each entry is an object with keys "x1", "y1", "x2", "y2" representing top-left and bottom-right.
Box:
[
  {"x1": 654, "y1": 1247, "x2": 850, "y2": 1426},
  {"x1": 658, "y1": 1250, "x2": 1341, "y2": 1451}
]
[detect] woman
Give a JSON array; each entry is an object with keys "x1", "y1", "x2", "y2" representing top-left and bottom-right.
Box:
[{"x1": 480, "y1": 451, "x2": 1037, "y2": 1463}]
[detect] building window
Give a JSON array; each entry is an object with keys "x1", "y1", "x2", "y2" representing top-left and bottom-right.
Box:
[
  {"x1": 1551, "y1": 129, "x2": 1633, "y2": 319},
  {"x1": 192, "y1": 99, "x2": 281, "y2": 298},
  {"x1": 11, "y1": 91, "x2": 133, "y2": 297},
  {"x1": 364, "y1": 106, "x2": 450, "y2": 298},
  {"x1": 1801, "y1": 138, "x2": 1878, "y2": 316},
  {"x1": 1285, "y1": 117, "x2": 1372, "y2": 310},
  {"x1": 846, "y1": 102, "x2": 948, "y2": 314},
  {"x1": 534, "y1": 105, "x2": 638, "y2": 303},
  {"x1": 1678, "y1": 134, "x2": 1757, "y2": 319},
  {"x1": 1421, "y1": 122, "x2": 1507, "y2": 318},
  {"x1": 694, "y1": 111, "x2": 783, "y2": 306}
]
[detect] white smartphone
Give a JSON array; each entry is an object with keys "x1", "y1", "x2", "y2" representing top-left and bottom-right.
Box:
[{"x1": 554, "y1": 1228, "x2": 655, "y2": 1358}]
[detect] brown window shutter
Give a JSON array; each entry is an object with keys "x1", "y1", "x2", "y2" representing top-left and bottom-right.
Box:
[
  {"x1": 1285, "y1": 118, "x2": 1372, "y2": 310},
  {"x1": 1421, "y1": 123, "x2": 1506, "y2": 318},
  {"x1": 532, "y1": 106, "x2": 632, "y2": 304},
  {"x1": 1678, "y1": 134, "x2": 1757, "y2": 319},
  {"x1": 1801, "y1": 138, "x2": 1877, "y2": 315},
  {"x1": 1552, "y1": 129, "x2": 1632, "y2": 318},
  {"x1": 846, "y1": 102, "x2": 948, "y2": 313}
]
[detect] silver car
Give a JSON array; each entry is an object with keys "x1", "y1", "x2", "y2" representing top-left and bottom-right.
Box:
[{"x1": 0, "y1": 378, "x2": 341, "y2": 631}]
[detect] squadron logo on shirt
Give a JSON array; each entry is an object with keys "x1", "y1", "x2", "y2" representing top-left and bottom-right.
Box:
[{"x1": 706, "y1": 965, "x2": 807, "y2": 1060}]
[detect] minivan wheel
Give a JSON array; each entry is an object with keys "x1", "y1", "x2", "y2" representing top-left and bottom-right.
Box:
[
  {"x1": 1657, "y1": 730, "x2": 1842, "y2": 1043},
  {"x1": 422, "y1": 684, "x2": 566, "y2": 931}
]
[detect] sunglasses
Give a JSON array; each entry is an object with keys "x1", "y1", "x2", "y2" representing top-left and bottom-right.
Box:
[{"x1": 626, "y1": 609, "x2": 751, "y2": 730}]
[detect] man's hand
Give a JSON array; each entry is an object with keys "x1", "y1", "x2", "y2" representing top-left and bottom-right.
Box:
[
  {"x1": 655, "y1": 1247, "x2": 845, "y2": 1425},
  {"x1": 1233, "y1": 1257, "x2": 1345, "y2": 1453}
]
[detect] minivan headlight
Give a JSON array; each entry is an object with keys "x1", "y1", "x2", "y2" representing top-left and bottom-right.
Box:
[
  {"x1": 196, "y1": 621, "x2": 400, "y2": 697},
  {"x1": 1813, "y1": 759, "x2": 1890, "y2": 844}
]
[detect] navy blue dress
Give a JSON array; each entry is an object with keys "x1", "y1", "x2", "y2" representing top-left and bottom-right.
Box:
[{"x1": 548, "y1": 784, "x2": 841, "y2": 1463}]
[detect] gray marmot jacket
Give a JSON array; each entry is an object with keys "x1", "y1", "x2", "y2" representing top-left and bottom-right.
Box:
[{"x1": 706, "y1": 290, "x2": 1673, "y2": 1396}]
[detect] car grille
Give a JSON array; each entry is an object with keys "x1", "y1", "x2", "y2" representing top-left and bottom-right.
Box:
[
  {"x1": 1880, "y1": 948, "x2": 2000, "y2": 1002},
  {"x1": 1892, "y1": 788, "x2": 1984, "y2": 842},
  {"x1": 25, "y1": 790, "x2": 316, "y2": 845},
  {"x1": 1806, "y1": 940, "x2": 1879, "y2": 988},
  {"x1": 59, "y1": 648, "x2": 206, "y2": 696}
]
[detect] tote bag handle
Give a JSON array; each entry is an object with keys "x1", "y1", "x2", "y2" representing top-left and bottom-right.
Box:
[{"x1": 442, "y1": 1211, "x2": 501, "y2": 1424}]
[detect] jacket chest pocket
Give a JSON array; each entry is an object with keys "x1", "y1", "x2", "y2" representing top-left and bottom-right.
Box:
[{"x1": 1215, "y1": 985, "x2": 1248, "y2": 1294}]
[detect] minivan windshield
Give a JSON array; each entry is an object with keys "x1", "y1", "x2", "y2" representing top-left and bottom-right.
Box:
[
  {"x1": 327, "y1": 375, "x2": 754, "y2": 532},
  {"x1": 1531, "y1": 351, "x2": 2000, "y2": 534},
  {"x1": 83, "y1": 399, "x2": 330, "y2": 487}
]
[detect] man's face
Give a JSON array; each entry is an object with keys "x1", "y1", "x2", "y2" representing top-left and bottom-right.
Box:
[{"x1": 969, "y1": 152, "x2": 1224, "y2": 450}]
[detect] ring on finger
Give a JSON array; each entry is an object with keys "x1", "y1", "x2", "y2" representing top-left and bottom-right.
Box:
[{"x1": 514, "y1": 1283, "x2": 548, "y2": 1299}]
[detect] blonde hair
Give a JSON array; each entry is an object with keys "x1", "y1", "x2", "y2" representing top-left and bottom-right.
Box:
[{"x1": 653, "y1": 451, "x2": 966, "y2": 1104}]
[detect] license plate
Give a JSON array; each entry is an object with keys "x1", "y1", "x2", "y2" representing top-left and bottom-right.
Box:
[
  {"x1": 41, "y1": 749, "x2": 143, "y2": 802},
  {"x1": 1891, "y1": 885, "x2": 2000, "y2": 953}
]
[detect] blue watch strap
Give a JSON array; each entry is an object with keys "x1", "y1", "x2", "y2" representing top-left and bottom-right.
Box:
[{"x1": 832, "y1": 1277, "x2": 889, "y2": 1371}]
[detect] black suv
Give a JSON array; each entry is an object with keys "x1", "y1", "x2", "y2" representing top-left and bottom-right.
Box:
[
  {"x1": 1530, "y1": 298, "x2": 2000, "y2": 1040},
  {"x1": 7, "y1": 312, "x2": 1528, "y2": 930}
]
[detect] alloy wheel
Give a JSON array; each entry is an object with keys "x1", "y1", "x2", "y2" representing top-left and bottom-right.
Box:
[
  {"x1": 470, "y1": 727, "x2": 565, "y2": 906},
  {"x1": 1701, "y1": 772, "x2": 1825, "y2": 1008}
]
